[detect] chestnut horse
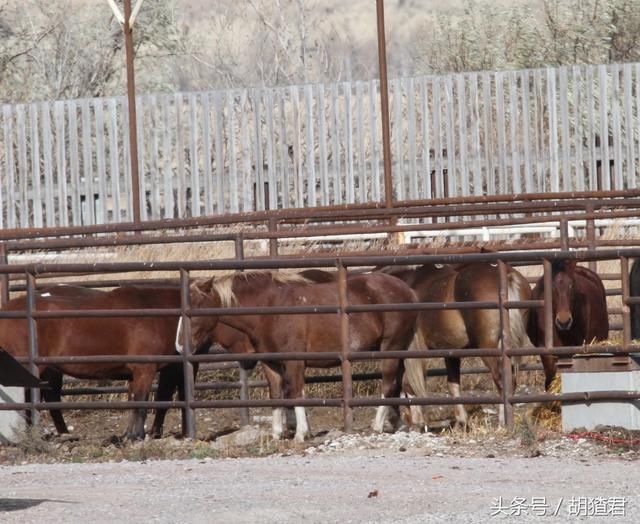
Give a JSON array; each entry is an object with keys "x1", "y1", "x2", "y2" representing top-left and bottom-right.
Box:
[
  {"x1": 629, "y1": 259, "x2": 640, "y2": 339},
  {"x1": 186, "y1": 270, "x2": 425, "y2": 442},
  {"x1": 528, "y1": 259, "x2": 609, "y2": 387},
  {"x1": 0, "y1": 285, "x2": 187, "y2": 440},
  {"x1": 381, "y1": 262, "x2": 535, "y2": 430}
]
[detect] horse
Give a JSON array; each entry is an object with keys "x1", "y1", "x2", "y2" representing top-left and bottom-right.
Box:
[
  {"x1": 186, "y1": 270, "x2": 426, "y2": 442},
  {"x1": 528, "y1": 258, "x2": 609, "y2": 386},
  {"x1": 629, "y1": 259, "x2": 640, "y2": 339},
  {"x1": 0, "y1": 284, "x2": 188, "y2": 440},
  {"x1": 381, "y1": 262, "x2": 535, "y2": 430}
]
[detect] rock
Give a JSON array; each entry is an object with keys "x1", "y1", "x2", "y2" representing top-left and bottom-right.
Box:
[{"x1": 210, "y1": 425, "x2": 264, "y2": 450}]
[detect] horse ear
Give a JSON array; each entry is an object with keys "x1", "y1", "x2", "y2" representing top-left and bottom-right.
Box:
[
  {"x1": 190, "y1": 278, "x2": 214, "y2": 305},
  {"x1": 565, "y1": 259, "x2": 578, "y2": 271}
]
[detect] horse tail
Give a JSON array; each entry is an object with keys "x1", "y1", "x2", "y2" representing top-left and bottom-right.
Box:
[
  {"x1": 506, "y1": 272, "x2": 535, "y2": 376},
  {"x1": 401, "y1": 328, "x2": 429, "y2": 430},
  {"x1": 403, "y1": 329, "x2": 429, "y2": 399}
]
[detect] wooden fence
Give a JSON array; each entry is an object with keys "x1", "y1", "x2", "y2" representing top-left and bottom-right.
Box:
[{"x1": 2, "y1": 62, "x2": 640, "y2": 228}]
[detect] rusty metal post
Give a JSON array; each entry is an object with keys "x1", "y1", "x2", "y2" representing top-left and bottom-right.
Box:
[
  {"x1": 337, "y1": 261, "x2": 353, "y2": 433},
  {"x1": 179, "y1": 269, "x2": 196, "y2": 438},
  {"x1": 26, "y1": 272, "x2": 40, "y2": 424},
  {"x1": 621, "y1": 256, "x2": 631, "y2": 350},
  {"x1": 543, "y1": 259, "x2": 554, "y2": 351},
  {"x1": 268, "y1": 218, "x2": 278, "y2": 257},
  {"x1": 497, "y1": 261, "x2": 514, "y2": 429},
  {"x1": 123, "y1": 0, "x2": 142, "y2": 225},
  {"x1": 0, "y1": 243, "x2": 9, "y2": 306},
  {"x1": 559, "y1": 218, "x2": 570, "y2": 251},
  {"x1": 585, "y1": 205, "x2": 597, "y2": 272},
  {"x1": 234, "y1": 233, "x2": 250, "y2": 426},
  {"x1": 376, "y1": 0, "x2": 393, "y2": 209}
]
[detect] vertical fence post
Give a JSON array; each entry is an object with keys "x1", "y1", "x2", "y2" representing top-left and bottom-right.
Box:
[
  {"x1": 543, "y1": 259, "x2": 554, "y2": 352},
  {"x1": 0, "y1": 243, "x2": 9, "y2": 306},
  {"x1": 123, "y1": 0, "x2": 142, "y2": 225},
  {"x1": 179, "y1": 269, "x2": 196, "y2": 438},
  {"x1": 621, "y1": 256, "x2": 631, "y2": 351},
  {"x1": 559, "y1": 218, "x2": 570, "y2": 251},
  {"x1": 585, "y1": 204, "x2": 597, "y2": 272},
  {"x1": 268, "y1": 218, "x2": 278, "y2": 257},
  {"x1": 234, "y1": 233, "x2": 250, "y2": 426},
  {"x1": 498, "y1": 261, "x2": 514, "y2": 429},
  {"x1": 337, "y1": 260, "x2": 353, "y2": 433},
  {"x1": 26, "y1": 272, "x2": 40, "y2": 426}
]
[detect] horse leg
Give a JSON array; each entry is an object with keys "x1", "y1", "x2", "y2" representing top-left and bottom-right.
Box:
[
  {"x1": 174, "y1": 363, "x2": 199, "y2": 438},
  {"x1": 540, "y1": 354, "x2": 558, "y2": 391},
  {"x1": 282, "y1": 361, "x2": 309, "y2": 443},
  {"x1": 444, "y1": 357, "x2": 467, "y2": 430},
  {"x1": 482, "y1": 356, "x2": 507, "y2": 426},
  {"x1": 125, "y1": 366, "x2": 155, "y2": 441},
  {"x1": 40, "y1": 368, "x2": 68, "y2": 435},
  {"x1": 373, "y1": 356, "x2": 405, "y2": 433},
  {"x1": 262, "y1": 363, "x2": 287, "y2": 440},
  {"x1": 149, "y1": 364, "x2": 180, "y2": 439}
]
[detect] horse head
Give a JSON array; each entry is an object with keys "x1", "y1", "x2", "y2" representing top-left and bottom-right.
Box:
[
  {"x1": 185, "y1": 278, "x2": 222, "y2": 353},
  {"x1": 551, "y1": 259, "x2": 578, "y2": 331}
]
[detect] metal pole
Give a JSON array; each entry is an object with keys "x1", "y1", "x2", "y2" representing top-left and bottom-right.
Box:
[
  {"x1": 123, "y1": 0, "x2": 142, "y2": 225},
  {"x1": 234, "y1": 233, "x2": 250, "y2": 426},
  {"x1": 376, "y1": 0, "x2": 393, "y2": 209},
  {"x1": 585, "y1": 205, "x2": 597, "y2": 272},
  {"x1": 179, "y1": 269, "x2": 196, "y2": 438},
  {"x1": 621, "y1": 256, "x2": 631, "y2": 350},
  {"x1": 337, "y1": 261, "x2": 353, "y2": 433},
  {"x1": 26, "y1": 272, "x2": 40, "y2": 425},
  {"x1": 0, "y1": 243, "x2": 9, "y2": 306},
  {"x1": 559, "y1": 218, "x2": 569, "y2": 251},
  {"x1": 498, "y1": 261, "x2": 514, "y2": 429},
  {"x1": 543, "y1": 259, "x2": 554, "y2": 350}
]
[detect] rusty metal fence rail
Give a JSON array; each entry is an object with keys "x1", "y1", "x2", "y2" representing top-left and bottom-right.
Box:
[{"x1": 1, "y1": 247, "x2": 640, "y2": 437}]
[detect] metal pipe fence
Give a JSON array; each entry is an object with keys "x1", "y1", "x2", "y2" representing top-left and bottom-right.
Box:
[{"x1": 0, "y1": 247, "x2": 639, "y2": 438}]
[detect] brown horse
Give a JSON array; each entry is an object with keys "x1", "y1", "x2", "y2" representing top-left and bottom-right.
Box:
[
  {"x1": 186, "y1": 270, "x2": 425, "y2": 442},
  {"x1": 382, "y1": 262, "x2": 534, "y2": 429},
  {"x1": 528, "y1": 259, "x2": 609, "y2": 387},
  {"x1": 0, "y1": 285, "x2": 186, "y2": 440}
]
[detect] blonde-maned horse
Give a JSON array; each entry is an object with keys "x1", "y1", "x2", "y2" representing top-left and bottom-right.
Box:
[
  {"x1": 383, "y1": 262, "x2": 535, "y2": 430},
  {"x1": 186, "y1": 270, "x2": 426, "y2": 442}
]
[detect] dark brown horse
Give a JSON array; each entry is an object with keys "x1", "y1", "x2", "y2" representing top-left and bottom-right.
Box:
[
  {"x1": 186, "y1": 270, "x2": 425, "y2": 442},
  {"x1": 0, "y1": 285, "x2": 186, "y2": 440},
  {"x1": 382, "y1": 262, "x2": 534, "y2": 429},
  {"x1": 528, "y1": 259, "x2": 609, "y2": 387}
]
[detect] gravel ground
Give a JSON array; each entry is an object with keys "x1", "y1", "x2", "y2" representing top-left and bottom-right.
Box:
[{"x1": 1, "y1": 431, "x2": 639, "y2": 524}]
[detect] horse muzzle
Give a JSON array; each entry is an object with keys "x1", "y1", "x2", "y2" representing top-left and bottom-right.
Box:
[{"x1": 555, "y1": 316, "x2": 573, "y2": 331}]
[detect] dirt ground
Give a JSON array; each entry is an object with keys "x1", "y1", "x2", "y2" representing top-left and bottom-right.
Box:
[
  {"x1": 1, "y1": 433, "x2": 639, "y2": 523},
  {"x1": 2, "y1": 378, "x2": 640, "y2": 523}
]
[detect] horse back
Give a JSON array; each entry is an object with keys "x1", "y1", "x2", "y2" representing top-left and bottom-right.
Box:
[{"x1": 0, "y1": 286, "x2": 181, "y2": 371}]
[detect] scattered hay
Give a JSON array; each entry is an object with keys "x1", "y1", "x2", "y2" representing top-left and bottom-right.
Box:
[{"x1": 528, "y1": 373, "x2": 561, "y2": 431}]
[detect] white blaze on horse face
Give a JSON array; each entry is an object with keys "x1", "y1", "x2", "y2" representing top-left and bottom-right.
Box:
[
  {"x1": 175, "y1": 317, "x2": 184, "y2": 354},
  {"x1": 372, "y1": 395, "x2": 389, "y2": 433},
  {"x1": 293, "y1": 406, "x2": 309, "y2": 443},
  {"x1": 40, "y1": 292, "x2": 51, "y2": 297}
]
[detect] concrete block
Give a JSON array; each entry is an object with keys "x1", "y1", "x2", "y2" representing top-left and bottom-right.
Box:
[{"x1": 0, "y1": 386, "x2": 26, "y2": 444}]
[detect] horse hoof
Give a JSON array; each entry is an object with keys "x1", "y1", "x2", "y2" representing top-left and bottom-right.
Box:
[{"x1": 409, "y1": 424, "x2": 426, "y2": 434}]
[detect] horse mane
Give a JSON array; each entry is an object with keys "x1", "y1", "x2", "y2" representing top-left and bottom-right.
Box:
[{"x1": 210, "y1": 270, "x2": 311, "y2": 307}]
